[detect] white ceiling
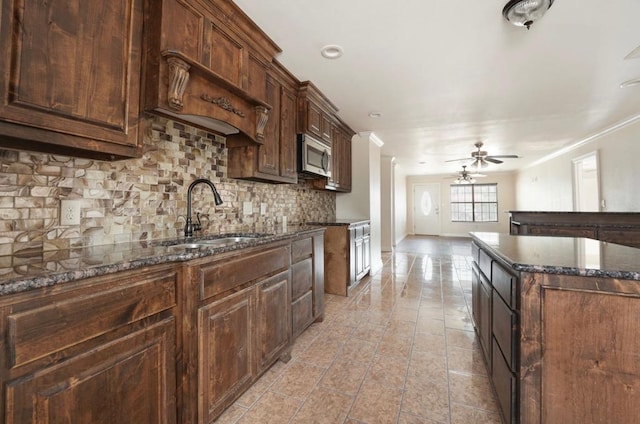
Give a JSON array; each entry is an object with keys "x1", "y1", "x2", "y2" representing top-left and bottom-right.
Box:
[{"x1": 233, "y1": 0, "x2": 640, "y2": 176}]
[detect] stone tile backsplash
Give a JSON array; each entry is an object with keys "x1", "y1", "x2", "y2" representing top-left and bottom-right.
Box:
[{"x1": 0, "y1": 117, "x2": 335, "y2": 256}]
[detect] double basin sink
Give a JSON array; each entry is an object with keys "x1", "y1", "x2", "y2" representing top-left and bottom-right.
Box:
[{"x1": 161, "y1": 234, "x2": 272, "y2": 251}]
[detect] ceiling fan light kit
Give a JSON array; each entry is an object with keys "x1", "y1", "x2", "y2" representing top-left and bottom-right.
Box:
[{"x1": 502, "y1": 0, "x2": 554, "y2": 30}]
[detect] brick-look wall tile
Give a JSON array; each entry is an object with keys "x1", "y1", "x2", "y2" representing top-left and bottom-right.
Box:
[{"x1": 0, "y1": 117, "x2": 336, "y2": 254}]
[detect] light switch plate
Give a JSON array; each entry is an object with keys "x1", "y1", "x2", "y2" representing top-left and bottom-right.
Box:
[
  {"x1": 260, "y1": 203, "x2": 267, "y2": 215},
  {"x1": 60, "y1": 199, "x2": 81, "y2": 226},
  {"x1": 243, "y1": 201, "x2": 253, "y2": 216}
]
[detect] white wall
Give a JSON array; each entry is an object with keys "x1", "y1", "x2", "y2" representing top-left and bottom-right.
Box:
[
  {"x1": 516, "y1": 117, "x2": 640, "y2": 211},
  {"x1": 406, "y1": 172, "x2": 517, "y2": 237},
  {"x1": 380, "y1": 156, "x2": 394, "y2": 251},
  {"x1": 394, "y1": 166, "x2": 408, "y2": 245},
  {"x1": 336, "y1": 132, "x2": 383, "y2": 273}
]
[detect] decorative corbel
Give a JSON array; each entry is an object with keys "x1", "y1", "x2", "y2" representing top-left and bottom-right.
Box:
[
  {"x1": 167, "y1": 57, "x2": 190, "y2": 110},
  {"x1": 255, "y1": 106, "x2": 269, "y2": 142}
]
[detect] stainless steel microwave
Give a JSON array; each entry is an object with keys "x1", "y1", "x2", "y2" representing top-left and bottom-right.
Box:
[{"x1": 298, "y1": 134, "x2": 331, "y2": 178}]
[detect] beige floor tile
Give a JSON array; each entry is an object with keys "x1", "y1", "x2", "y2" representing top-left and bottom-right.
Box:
[
  {"x1": 319, "y1": 357, "x2": 368, "y2": 396},
  {"x1": 377, "y1": 332, "x2": 413, "y2": 358},
  {"x1": 398, "y1": 412, "x2": 445, "y2": 423},
  {"x1": 270, "y1": 361, "x2": 326, "y2": 399},
  {"x1": 296, "y1": 337, "x2": 344, "y2": 368},
  {"x1": 448, "y1": 371, "x2": 500, "y2": 413},
  {"x1": 386, "y1": 320, "x2": 417, "y2": 339},
  {"x1": 407, "y1": 350, "x2": 448, "y2": 384},
  {"x1": 352, "y1": 322, "x2": 386, "y2": 343},
  {"x1": 414, "y1": 318, "x2": 446, "y2": 335},
  {"x1": 401, "y1": 376, "x2": 450, "y2": 422},
  {"x1": 446, "y1": 328, "x2": 479, "y2": 350},
  {"x1": 412, "y1": 331, "x2": 447, "y2": 355},
  {"x1": 446, "y1": 346, "x2": 488, "y2": 375},
  {"x1": 450, "y1": 403, "x2": 502, "y2": 424},
  {"x1": 236, "y1": 391, "x2": 301, "y2": 424},
  {"x1": 291, "y1": 386, "x2": 354, "y2": 424},
  {"x1": 366, "y1": 354, "x2": 409, "y2": 389},
  {"x1": 348, "y1": 378, "x2": 404, "y2": 424},
  {"x1": 339, "y1": 338, "x2": 378, "y2": 363}
]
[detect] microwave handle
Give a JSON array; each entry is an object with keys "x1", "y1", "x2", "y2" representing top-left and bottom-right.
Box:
[{"x1": 321, "y1": 149, "x2": 330, "y2": 172}]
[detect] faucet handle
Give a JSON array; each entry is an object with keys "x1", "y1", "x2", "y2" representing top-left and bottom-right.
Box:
[{"x1": 193, "y1": 212, "x2": 202, "y2": 233}]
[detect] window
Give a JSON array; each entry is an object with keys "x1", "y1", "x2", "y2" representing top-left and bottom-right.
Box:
[{"x1": 450, "y1": 183, "x2": 498, "y2": 222}]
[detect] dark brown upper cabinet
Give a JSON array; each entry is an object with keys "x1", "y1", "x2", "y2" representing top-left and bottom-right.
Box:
[
  {"x1": 0, "y1": 0, "x2": 145, "y2": 160},
  {"x1": 143, "y1": 0, "x2": 280, "y2": 144}
]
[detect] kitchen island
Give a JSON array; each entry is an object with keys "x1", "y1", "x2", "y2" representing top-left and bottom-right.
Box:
[{"x1": 469, "y1": 232, "x2": 640, "y2": 424}]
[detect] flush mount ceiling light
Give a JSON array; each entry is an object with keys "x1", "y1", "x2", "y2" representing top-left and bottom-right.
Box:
[
  {"x1": 320, "y1": 45, "x2": 344, "y2": 59},
  {"x1": 368, "y1": 112, "x2": 382, "y2": 118},
  {"x1": 502, "y1": 0, "x2": 554, "y2": 30}
]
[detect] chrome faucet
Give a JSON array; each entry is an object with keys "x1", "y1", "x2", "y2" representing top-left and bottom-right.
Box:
[{"x1": 184, "y1": 178, "x2": 223, "y2": 237}]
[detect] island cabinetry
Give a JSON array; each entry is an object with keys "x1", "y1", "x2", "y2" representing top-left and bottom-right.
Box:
[
  {"x1": 519, "y1": 272, "x2": 640, "y2": 424},
  {"x1": 322, "y1": 221, "x2": 370, "y2": 296},
  {"x1": 0, "y1": 0, "x2": 145, "y2": 159},
  {"x1": 290, "y1": 231, "x2": 325, "y2": 338},
  {"x1": 227, "y1": 60, "x2": 299, "y2": 183},
  {"x1": 0, "y1": 265, "x2": 179, "y2": 424},
  {"x1": 471, "y1": 242, "x2": 520, "y2": 424},
  {"x1": 185, "y1": 242, "x2": 291, "y2": 423}
]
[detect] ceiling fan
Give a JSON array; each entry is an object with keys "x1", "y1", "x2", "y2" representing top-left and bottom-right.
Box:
[
  {"x1": 451, "y1": 165, "x2": 486, "y2": 184},
  {"x1": 446, "y1": 141, "x2": 519, "y2": 169}
]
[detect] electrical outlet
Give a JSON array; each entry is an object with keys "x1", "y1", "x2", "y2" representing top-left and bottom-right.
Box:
[
  {"x1": 242, "y1": 201, "x2": 253, "y2": 216},
  {"x1": 60, "y1": 199, "x2": 81, "y2": 226}
]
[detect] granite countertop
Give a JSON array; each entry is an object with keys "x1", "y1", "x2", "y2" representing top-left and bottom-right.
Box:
[
  {"x1": 470, "y1": 232, "x2": 640, "y2": 281},
  {"x1": 0, "y1": 225, "x2": 324, "y2": 297},
  {"x1": 307, "y1": 219, "x2": 370, "y2": 226}
]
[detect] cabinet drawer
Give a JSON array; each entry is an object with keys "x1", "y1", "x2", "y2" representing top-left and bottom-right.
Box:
[
  {"x1": 7, "y1": 268, "x2": 177, "y2": 368},
  {"x1": 471, "y1": 242, "x2": 480, "y2": 264},
  {"x1": 200, "y1": 245, "x2": 290, "y2": 300},
  {"x1": 291, "y1": 237, "x2": 313, "y2": 263},
  {"x1": 291, "y1": 258, "x2": 313, "y2": 300},
  {"x1": 492, "y1": 261, "x2": 517, "y2": 308},
  {"x1": 492, "y1": 294, "x2": 518, "y2": 371},
  {"x1": 478, "y1": 248, "x2": 492, "y2": 280},
  {"x1": 291, "y1": 291, "x2": 313, "y2": 337},
  {"x1": 492, "y1": 338, "x2": 517, "y2": 424}
]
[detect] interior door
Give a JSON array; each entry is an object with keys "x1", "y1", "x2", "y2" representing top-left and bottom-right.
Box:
[{"x1": 413, "y1": 183, "x2": 441, "y2": 235}]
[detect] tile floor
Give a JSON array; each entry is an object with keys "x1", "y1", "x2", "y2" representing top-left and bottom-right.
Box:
[{"x1": 215, "y1": 235, "x2": 502, "y2": 424}]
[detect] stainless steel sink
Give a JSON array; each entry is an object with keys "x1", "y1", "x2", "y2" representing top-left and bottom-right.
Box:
[{"x1": 165, "y1": 235, "x2": 266, "y2": 251}]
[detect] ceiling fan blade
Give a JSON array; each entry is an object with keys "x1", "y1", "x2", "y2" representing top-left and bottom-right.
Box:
[
  {"x1": 445, "y1": 158, "x2": 472, "y2": 163},
  {"x1": 484, "y1": 157, "x2": 503, "y2": 164},
  {"x1": 470, "y1": 173, "x2": 486, "y2": 177},
  {"x1": 486, "y1": 155, "x2": 519, "y2": 159}
]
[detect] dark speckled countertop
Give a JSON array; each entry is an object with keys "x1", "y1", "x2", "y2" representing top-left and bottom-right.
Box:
[
  {"x1": 307, "y1": 219, "x2": 370, "y2": 226},
  {"x1": 0, "y1": 226, "x2": 324, "y2": 297},
  {"x1": 470, "y1": 232, "x2": 640, "y2": 281}
]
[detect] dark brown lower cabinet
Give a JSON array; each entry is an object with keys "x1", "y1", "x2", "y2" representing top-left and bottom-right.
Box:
[
  {"x1": 0, "y1": 265, "x2": 179, "y2": 424},
  {"x1": 0, "y1": 231, "x2": 326, "y2": 424}
]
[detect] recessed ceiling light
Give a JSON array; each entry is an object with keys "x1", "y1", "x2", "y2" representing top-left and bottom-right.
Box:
[
  {"x1": 368, "y1": 112, "x2": 382, "y2": 118},
  {"x1": 320, "y1": 45, "x2": 344, "y2": 59},
  {"x1": 620, "y1": 78, "x2": 640, "y2": 88}
]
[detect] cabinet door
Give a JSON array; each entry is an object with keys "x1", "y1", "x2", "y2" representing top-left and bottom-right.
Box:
[
  {"x1": 0, "y1": 0, "x2": 143, "y2": 159},
  {"x1": 279, "y1": 85, "x2": 298, "y2": 180},
  {"x1": 306, "y1": 101, "x2": 323, "y2": 138},
  {"x1": 6, "y1": 318, "x2": 176, "y2": 424},
  {"x1": 257, "y1": 271, "x2": 290, "y2": 372},
  {"x1": 199, "y1": 286, "x2": 254, "y2": 422},
  {"x1": 320, "y1": 113, "x2": 333, "y2": 144},
  {"x1": 258, "y1": 75, "x2": 280, "y2": 176},
  {"x1": 354, "y1": 237, "x2": 364, "y2": 281},
  {"x1": 339, "y1": 134, "x2": 352, "y2": 192},
  {"x1": 327, "y1": 126, "x2": 341, "y2": 188},
  {"x1": 363, "y1": 236, "x2": 371, "y2": 274}
]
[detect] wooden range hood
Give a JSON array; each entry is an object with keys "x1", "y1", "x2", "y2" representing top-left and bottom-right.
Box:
[{"x1": 143, "y1": 0, "x2": 281, "y2": 143}]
